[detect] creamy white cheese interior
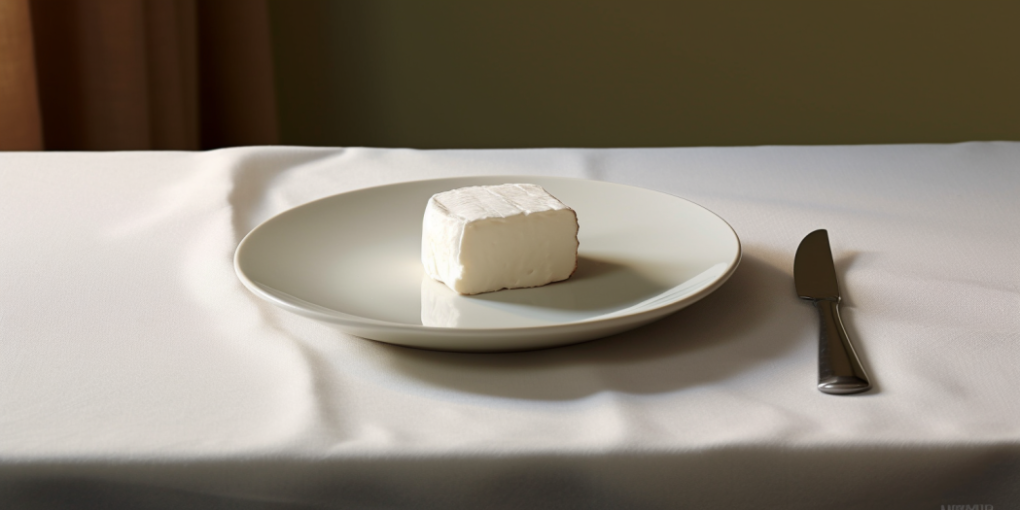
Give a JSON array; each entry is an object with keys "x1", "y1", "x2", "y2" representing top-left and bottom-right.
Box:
[{"x1": 421, "y1": 183, "x2": 579, "y2": 295}]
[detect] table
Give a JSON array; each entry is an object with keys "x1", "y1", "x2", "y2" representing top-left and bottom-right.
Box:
[{"x1": 2, "y1": 144, "x2": 1018, "y2": 509}]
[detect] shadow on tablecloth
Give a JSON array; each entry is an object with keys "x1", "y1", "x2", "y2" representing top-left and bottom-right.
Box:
[
  {"x1": 376, "y1": 253, "x2": 825, "y2": 399},
  {"x1": 3, "y1": 445, "x2": 1016, "y2": 509}
]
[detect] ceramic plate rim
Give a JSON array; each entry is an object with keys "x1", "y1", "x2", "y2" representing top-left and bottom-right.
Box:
[{"x1": 234, "y1": 176, "x2": 741, "y2": 347}]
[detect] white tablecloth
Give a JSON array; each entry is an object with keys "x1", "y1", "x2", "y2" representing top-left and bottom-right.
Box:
[{"x1": 1, "y1": 144, "x2": 1018, "y2": 509}]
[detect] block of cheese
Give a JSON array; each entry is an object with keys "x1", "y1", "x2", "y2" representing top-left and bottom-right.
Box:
[{"x1": 421, "y1": 183, "x2": 579, "y2": 295}]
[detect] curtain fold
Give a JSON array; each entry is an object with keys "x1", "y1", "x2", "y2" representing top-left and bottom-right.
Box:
[
  {"x1": 196, "y1": 0, "x2": 278, "y2": 150},
  {"x1": 0, "y1": 0, "x2": 43, "y2": 150},
  {"x1": 0, "y1": 0, "x2": 277, "y2": 151}
]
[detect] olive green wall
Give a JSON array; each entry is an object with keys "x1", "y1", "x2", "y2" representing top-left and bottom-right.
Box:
[{"x1": 268, "y1": 1, "x2": 1020, "y2": 148}]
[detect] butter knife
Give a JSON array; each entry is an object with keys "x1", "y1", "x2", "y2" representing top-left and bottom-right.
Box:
[{"x1": 794, "y1": 229, "x2": 871, "y2": 395}]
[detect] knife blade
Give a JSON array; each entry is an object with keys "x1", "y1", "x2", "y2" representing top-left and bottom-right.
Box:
[{"x1": 794, "y1": 229, "x2": 871, "y2": 395}]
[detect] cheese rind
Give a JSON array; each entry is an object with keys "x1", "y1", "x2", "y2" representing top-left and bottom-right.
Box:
[{"x1": 422, "y1": 184, "x2": 579, "y2": 295}]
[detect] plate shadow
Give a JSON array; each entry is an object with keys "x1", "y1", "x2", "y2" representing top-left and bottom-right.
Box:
[{"x1": 376, "y1": 253, "x2": 816, "y2": 400}]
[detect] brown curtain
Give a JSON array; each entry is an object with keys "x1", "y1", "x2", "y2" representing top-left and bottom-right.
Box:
[{"x1": 0, "y1": 0, "x2": 278, "y2": 151}]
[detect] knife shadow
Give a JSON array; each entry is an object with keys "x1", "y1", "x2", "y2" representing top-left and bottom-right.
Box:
[
  {"x1": 833, "y1": 250, "x2": 860, "y2": 309},
  {"x1": 831, "y1": 250, "x2": 882, "y2": 394},
  {"x1": 366, "y1": 252, "x2": 827, "y2": 400}
]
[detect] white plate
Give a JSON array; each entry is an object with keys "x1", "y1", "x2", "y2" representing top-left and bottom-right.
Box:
[{"x1": 234, "y1": 176, "x2": 741, "y2": 352}]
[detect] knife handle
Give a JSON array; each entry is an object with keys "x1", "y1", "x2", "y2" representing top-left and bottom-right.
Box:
[{"x1": 814, "y1": 299, "x2": 870, "y2": 394}]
